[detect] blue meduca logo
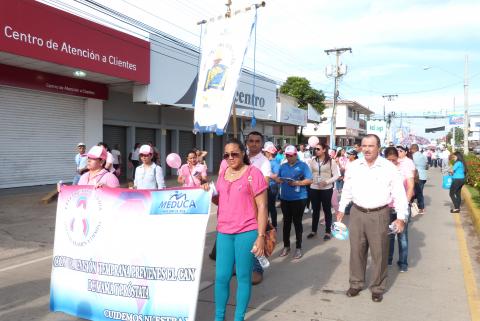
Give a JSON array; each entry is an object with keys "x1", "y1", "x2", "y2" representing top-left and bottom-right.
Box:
[{"x1": 150, "y1": 189, "x2": 210, "y2": 215}]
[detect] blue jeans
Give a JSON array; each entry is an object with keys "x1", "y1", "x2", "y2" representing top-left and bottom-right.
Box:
[
  {"x1": 414, "y1": 180, "x2": 426, "y2": 209},
  {"x1": 388, "y1": 209, "x2": 409, "y2": 269},
  {"x1": 215, "y1": 230, "x2": 257, "y2": 321}
]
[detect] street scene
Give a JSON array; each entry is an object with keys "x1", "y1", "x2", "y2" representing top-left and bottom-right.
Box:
[{"x1": 1, "y1": 0, "x2": 480, "y2": 321}]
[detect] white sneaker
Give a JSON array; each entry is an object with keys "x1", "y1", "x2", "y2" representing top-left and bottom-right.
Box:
[{"x1": 304, "y1": 208, "x2": 311, "y2": 214}]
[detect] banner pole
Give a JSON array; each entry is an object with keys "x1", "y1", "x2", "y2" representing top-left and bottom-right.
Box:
[{"x1": 232, "y1": 103, "x2": 238, "y2": 139}]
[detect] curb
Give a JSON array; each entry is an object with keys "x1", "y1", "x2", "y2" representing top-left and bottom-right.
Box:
[{"x1": 462, "y1": 187, "x2": 480, "y2": 236}]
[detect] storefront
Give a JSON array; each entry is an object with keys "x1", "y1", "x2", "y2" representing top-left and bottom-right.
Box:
[
  {"x1": 0, "y1": 0, "x2": 149, "y2": 188},
  {"x1": 275, "y1": 93, "x2": 307, "y2": 146}
]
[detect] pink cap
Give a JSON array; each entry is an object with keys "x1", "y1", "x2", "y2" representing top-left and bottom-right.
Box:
[
  {"x1": 262, "y1": 142, "x2": 277, "y2": 154},
  {"x1": 285, "y1": 145, "x2": 297, "y2": 155},
  {"x1": 139, "y1": 144, "x2": 153, "y2": 155},
  {"x1": 87, "y1": 146, "x2": 107, "y2": 160}
]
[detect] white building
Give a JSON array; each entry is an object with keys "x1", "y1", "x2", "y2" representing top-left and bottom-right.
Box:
[{"x1": 303, "y1": 100, "x2": 374, "y2": 146}]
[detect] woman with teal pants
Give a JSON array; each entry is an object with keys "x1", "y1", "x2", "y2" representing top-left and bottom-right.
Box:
[{"x1": 205, "y1": 138, "x2": 268, "y2": 321}]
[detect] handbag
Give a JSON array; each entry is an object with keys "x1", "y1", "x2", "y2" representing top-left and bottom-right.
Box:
[
  {"x1": 246, "y1": 166, "x2": 277, "y2": 257},
  {"x1": 442, "y1": 175, "x2": 453, "y2": 189}
]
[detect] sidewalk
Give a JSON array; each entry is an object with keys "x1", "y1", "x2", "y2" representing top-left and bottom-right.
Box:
[{"x1": 196, "y1": 168, "x2": 478, "y2": 321}]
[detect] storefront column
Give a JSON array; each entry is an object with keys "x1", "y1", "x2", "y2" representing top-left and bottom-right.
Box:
[
  {"x1": 126, "y1": 126, "x2": 135, "y2": 179},
  {"x1": 160, "y1": 129, "x2": 167, "y2": 172},
  {"x1": 84, "y1": 99, "x2": 103, "y2": 148}
]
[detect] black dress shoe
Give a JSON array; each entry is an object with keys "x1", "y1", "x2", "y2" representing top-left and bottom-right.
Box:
[
  {"x1": 346, "y1": 288, "x2": 361, "y2": 297},
  {"x1": 372, "y1": 293, "x2": 383, "y2": 302}
]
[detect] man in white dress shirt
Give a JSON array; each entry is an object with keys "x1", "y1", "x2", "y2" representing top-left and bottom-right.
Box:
[{"x1": 337, "y1": 134, "x2": 407, "y2": 302}]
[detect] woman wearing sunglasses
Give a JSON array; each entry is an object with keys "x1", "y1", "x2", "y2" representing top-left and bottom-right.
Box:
[
  {"x1": 384, "y1": 147, "x2": 414, "y2": 272},
  {"x1": 307, "y1": 143, "x2": 340, "y2": 240},
  {"x1": 205, "y1": 138, "x2": 268, "y2": 321},
  {"x1": 275, "y1": 145, "x2": 313, "y2": 259},
  {"x1": 133, "y1": 145, "x2": 165, "y2": 189}
]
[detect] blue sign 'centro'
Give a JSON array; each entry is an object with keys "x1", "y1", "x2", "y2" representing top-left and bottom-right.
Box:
[{"x1": 150, "y1": 189, "x2": 210, "y2": 215}]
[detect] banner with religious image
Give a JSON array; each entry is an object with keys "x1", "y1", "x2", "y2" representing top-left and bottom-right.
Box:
[
  {"x1": 50, "y1": 185, "x2": 211, "y2": 321},
  {"x1": 194, "y1": 9, "x2": 256, "y2": 134}
]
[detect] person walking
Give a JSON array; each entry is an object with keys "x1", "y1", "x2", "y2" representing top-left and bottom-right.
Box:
[
  {"x1": 337, "y1": 134, "x2": 408, "y2": 302},
  {"x1": 410, "y1": 144, "x2": 428, "y2": 214},
  {"x1": 307, "y1": 143, "x2": 340, "y2": 240},
  {"x1": 449, "y1": 151, "x2": 467, "y2": 213},
  {"x1": 336, "y1": 148, "x2": 348, "y2": 192},
  {"x1": 205, "y1": 138, "x2": 268, "y2": 321},
  {"x1": 111, "y1": 144, "x2": 122, "y2": 177},
  {"x1": 133, "y1": 145, "x2": 166, "y2": 189},
  {"x1": 276, "y1": 145, "x2": 313, "y2": 259},
  {"x1": 77, "y1": 146, "x2": 120, "y2": 188},
  {"x1": 178, "y1": 150, "x2": 208, "y2": 187},
  {"x1": 384, "y1": 147, "x2": 414, "y2": 273},
  {"x1": 73, "y1": 143, "x2": 88, "y2": 185},
  {"x1": 263, "y1": 142, "x2": 280, "y2": 229},
  {"x1": 128, "y1": 143, "x2": 141, "y2": 179},
  {"x1": 246, "y1": 131, "x2": 271, "y2": 285},
  {"x1": 98, "y1": 142, "x2": 115, "y2": 173}
]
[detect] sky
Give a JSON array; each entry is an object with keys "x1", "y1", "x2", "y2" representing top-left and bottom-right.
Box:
[{"x1": 47, "y1": 0, "x2": 480, "y2": 140}]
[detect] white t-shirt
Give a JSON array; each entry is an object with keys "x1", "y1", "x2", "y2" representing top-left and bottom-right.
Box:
[
  {"x1": 131, "y1": 148, "x2": 140, "y2": 161},
  {"x1": 106, "y1": 152, "x2": 115, "y2": 172},
  {"x1": 249, "y1": 152, "x2": 272, "y2": 177},
  {"x1": 111, "y1": 149, "x2": 121, "y2": 165}
]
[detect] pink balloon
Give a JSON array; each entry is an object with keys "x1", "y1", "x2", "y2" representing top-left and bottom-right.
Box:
[
  {"x1": 166, "y1": 153, "x2": 182, "y2": 169},
  {"x1": 308, "y1": 136, "x2": 319, "y2": 148}
]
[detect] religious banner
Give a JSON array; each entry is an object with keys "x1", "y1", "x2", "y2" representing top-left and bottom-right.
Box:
[
  {"x1": 50, "y1": 185, "x2": 211, "y2": 321},
  {"x1": 193, "y1": 9, "x2": 256, "y2": 134}
]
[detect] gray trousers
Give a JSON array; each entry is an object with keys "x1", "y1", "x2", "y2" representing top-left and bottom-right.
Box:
[{"x1": 349, "y1": 205, "x2": 390, "y2": 294}]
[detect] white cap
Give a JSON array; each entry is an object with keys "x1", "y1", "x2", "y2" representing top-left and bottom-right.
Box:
[
  {"x1": 77, "y1": 142, "x2": 86, "y2": 147},
  {"x1": 285, "y1": 145, "x2": 297, "y2": 155},
  {"x1": 139, "y1": 144, "x2": 153, "y2": 155},
  {"x1": 262, "y1": 141, "x2": 277, "y2": 154},
  {"x1": 87, "y1": 146, "x2": 107, "y2": 160}
]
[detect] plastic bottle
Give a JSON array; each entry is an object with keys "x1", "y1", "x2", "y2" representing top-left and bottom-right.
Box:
[{"x1": 257, "y1": 255, "x2": 270, "y2": 269}]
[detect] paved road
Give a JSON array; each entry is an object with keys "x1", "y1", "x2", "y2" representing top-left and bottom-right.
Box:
[{"x1": 0, "y1": 170, "x2": 479, "y2": 320}]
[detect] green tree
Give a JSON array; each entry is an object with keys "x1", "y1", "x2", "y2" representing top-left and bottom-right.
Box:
[
  {"x1": 446, "y1": 126, "x2": 464, "y2": 145},
  {"x1": 279, "y1": 76, "x2": 325, "y2": 114}
]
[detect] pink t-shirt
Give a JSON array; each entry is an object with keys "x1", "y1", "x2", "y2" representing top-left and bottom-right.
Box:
[
  {"x1": 389, "y1": 157, "x2": 415, "y2": 207},
  {"x1": 216, "y1": 165, "x2": 268, "y2": 234},
  {"x1": 78, "y1": 169, "x2": 120, "y2": 188},
  {"x1": 178, "y1": 163, "x2": 207, "y2": 187}
]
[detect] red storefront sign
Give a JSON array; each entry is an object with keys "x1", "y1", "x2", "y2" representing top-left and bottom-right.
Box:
[
  {"x1": 0, "y1": 64, "x2": 108, "y2": 100},
  {"x1": 0, "y1": 0, "x2": 150, "y2": 84}
]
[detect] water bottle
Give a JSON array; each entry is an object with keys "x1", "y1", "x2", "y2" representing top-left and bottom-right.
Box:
[
  {"x1": 209, "y1": 182, "x2": 218, "y2": 196},
  {"x1": 257, "y1": 255, "x2": 270, "y2": 269},
  {"x1": 294, "y1": 184, "x2": 300, "y2": 193}
]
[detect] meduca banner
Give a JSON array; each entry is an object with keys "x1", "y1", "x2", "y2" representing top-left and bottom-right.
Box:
[
  {"x1": 50, "y1": 186, "x2": 211, "y2": 321},
  {"x1": 193, "y1": 9, "x2": 256, "y2": 135}
]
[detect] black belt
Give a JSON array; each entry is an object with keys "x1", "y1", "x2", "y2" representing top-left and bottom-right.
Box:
[{"x1": 353, "y1": 203, "x2": 389, "y2": 213}]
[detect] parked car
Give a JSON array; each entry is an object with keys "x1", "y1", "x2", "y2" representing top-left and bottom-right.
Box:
[{"x1": 473, "y1": 145, "x2": 480, "y2": 155}]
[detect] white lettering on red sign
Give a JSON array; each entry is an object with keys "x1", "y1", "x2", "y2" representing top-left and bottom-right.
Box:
[{"x1": 3, "y1": 25, "x2": 138, "y2": 72}]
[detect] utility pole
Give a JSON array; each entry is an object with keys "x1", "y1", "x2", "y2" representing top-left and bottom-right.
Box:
[
  {"x1": 452, "y1": 96, "x2": 456, "y2": 152},
  {"x1": 325, "y1": 47, "x2": 351, "y2": 148},
  {"x1": 464, "y1": 55, "x2": 469, "y2": 154},
  {"x1": 382, "y1": 94, "x2": 398, "y2": 145}
]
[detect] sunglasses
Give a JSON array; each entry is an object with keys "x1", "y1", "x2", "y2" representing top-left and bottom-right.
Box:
[
  {"x1": 140, "y1": 154, "x2": 151, "y2": 157},
  {"x1": 315, "y1": 148, "x2": 322, "y2": 151},
  {"x1": 285, "y1": 154, "x2": 296, "y2": 157},
  {"x1": 223, "y1": 152, "x2": 241, "y2": 159}
]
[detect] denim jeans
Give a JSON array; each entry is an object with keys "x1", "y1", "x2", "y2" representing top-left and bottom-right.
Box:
[
  {"x1": 388, "y1": 209, "x2": 409, "y2": 269},
  {"x1": 414, "y1": 180, "x2": 427, "y2": 209}
]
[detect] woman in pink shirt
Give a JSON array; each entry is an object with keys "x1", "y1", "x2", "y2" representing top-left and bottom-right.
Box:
[
  {"x1": 206, "y1": 138, "x2": 267, "y2": 321},
  {"x1": 177, "y1": 150, "x2": 208, "y2": 187},
  {"x1": 78, "y1": 146, "x2": 120, "y2": 188}
]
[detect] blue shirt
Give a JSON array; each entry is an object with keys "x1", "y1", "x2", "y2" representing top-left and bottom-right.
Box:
[
  {"x1": 269, "y1": 158, "x2": 281, "y2": 188},
  {"x1": 452, "y1": 161, "x2": 465, "y2": 179},
  {"x1": 75, "y1": 153, "x2": 88, "y2": 171},
  {"x1": 412, "y1": 151, "x2": 428, "y2": 181},
  {"x1": 275, "y1": 153, "x2": 285, "y2": 163},
  {"x1": 278, "y1": 160, "x2": 313, "y2": 201}
]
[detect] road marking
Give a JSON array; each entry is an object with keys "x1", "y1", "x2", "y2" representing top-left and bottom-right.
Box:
[
  {"x1": 0, "y1": 255, "x2": 52, "y2": 273},
  {"x1": 453, "y1": 213, "x2": 480, "y2": 321}
]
